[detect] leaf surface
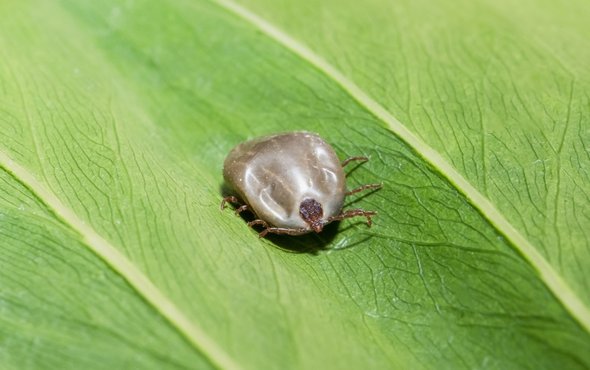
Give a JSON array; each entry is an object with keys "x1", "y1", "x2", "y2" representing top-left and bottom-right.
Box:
[{"x1": 0, "y1": 0, "x2": 589, "y2": 369}]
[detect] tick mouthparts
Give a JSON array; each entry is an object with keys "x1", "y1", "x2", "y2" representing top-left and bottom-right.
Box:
[{"x1": 311, "y1": 222, "x2": 323, "y2": 233}]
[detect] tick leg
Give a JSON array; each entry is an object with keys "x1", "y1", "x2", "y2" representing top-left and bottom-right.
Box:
[
  {"x1": 328, "y1": 209, "x2": 377, "y2": 227},
  {"x1": 234, "y1": 204, "x2": 250, "y2": 216},
  {"x1": 220, "y1": 195, "x2": 241, "y2": 211},
  {"x1": 247, "y1": 219, "x2": 269, "y2": 237},
  {"x1": 341, "y1": 156, "x2": 369, "y2": 167},
  {"x1": 247, "y1": 219, "x2": 269, "y2": 228},
  {"x1": 259, "y1": 227, "x2": 309, "y2": 238},
  {"x1": 346, "y1": 183, "x2": 382, "y2": 196}
]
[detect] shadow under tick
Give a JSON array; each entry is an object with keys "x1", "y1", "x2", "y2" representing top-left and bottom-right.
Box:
[
  {"x1": 344, "y1": 160, "x2": 367, "y2": 178},
  {"x1": 221, "y1": 181, "x2": 379, "y2": 254},
  {"x1": 261, "y1": 221, "x2": 340, "y2": 254}
]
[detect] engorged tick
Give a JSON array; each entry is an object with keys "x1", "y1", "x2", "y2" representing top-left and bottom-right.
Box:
[{"x1": 221, "y1": 131, "x2": 382, "y2": 238}]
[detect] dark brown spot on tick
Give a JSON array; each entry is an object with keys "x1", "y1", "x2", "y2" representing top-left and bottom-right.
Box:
[{"x1": 299, "y1": 198, "x2": 324, "y2": 233}]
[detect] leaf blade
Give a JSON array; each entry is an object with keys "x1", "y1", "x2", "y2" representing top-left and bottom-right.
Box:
[
  {"x1": 213, "y1": 0, "x2": 590, "y2": 334},
  {"x1": 0, "y1": 0, "x2": 589, "y2": 369}
]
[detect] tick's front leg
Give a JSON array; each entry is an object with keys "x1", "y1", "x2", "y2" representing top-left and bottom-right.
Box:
[
  {"x1": 247, "y1": 220, "x2": 308, "y2": 238},
  {"x1": 259, "y1": 227, "x2": 310, "y2": 238},
  {"x1": 328, "y1": 209, "x2": 377, "y2": 227},
  {"x1": 246, "y1": 219, "x2": 270, "y2": 237}
]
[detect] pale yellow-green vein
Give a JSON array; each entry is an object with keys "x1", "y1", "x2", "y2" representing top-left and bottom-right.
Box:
[{"x1": 0, "y1": 150, "x2": 240, "y2": 370}]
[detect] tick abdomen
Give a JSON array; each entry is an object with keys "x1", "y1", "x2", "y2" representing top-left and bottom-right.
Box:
[{"x1": 223, "y1": 132, "x2": 346, "y2": 229}]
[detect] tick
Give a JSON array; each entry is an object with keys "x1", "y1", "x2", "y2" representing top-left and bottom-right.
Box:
[{"x1": 221, "y1": 131, "x2": 382, "y2": 238}]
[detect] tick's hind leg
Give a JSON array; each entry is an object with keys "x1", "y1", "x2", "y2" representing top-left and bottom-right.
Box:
[
  {"x1": 220, "y1": 195, "x2": 241, "y2": 210},
  {"x1": 328, "y1": 209, "x2": 377, "y2": 227},
  {"x1": 233, "y1": 204, "x2": 250, "y2": 216},
  {"x1": 341, "y1": 156, "x2": 382, "y2": 196},
  {"x1": 346, "y1": 183, "x2": 382, "y2": 196},
  {"x1": 341, "y1": 156, "x2": 369, "y2": 167},
  {"x1": 221, "y1": 196, "x2": 253, "y2": 216}
]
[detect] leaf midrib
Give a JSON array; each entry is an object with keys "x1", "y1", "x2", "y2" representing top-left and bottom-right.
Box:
[
  {"x1": 210, "y1": 0, "x2": 590, "y2": 333},
  {"x1": 0, "y1": 151, "x2": 239, "y2": 370}
]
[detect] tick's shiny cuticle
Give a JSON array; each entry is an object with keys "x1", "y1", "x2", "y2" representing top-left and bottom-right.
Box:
[{"x1": 221, "y1": 131, "x2": 381, "y2": 237}]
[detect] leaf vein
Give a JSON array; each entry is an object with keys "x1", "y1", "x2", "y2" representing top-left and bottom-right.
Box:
[
  {"x1": 0, "y1": 151, "x2": 240, "y2": 370},
  {"x1": 212, "y1": 0, "x2": 590, "y2": 334}
]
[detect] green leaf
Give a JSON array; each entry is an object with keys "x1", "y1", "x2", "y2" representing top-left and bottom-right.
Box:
[{"x1": 0, "y1": 0, "x2": 588, "y2": 369}]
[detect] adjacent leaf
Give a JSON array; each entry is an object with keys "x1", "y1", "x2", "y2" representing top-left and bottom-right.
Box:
[{"x1": 0, "y1": 0, "x2": 588, "y2": 369}]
